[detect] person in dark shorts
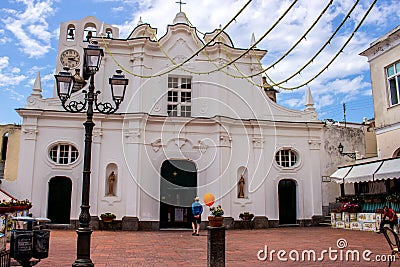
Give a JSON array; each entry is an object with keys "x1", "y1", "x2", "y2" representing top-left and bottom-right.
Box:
[{"x1": 191, "y1": 196, "x2": 203, "y2": 236}]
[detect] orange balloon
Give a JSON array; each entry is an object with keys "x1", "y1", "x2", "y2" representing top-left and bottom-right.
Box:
[{"x1": 203, "y1": 193, "x2": 215, "y2": 207}]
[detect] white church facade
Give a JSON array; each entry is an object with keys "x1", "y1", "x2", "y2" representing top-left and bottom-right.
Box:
[{"x1": 6, "y1": 12, "x2": 328, "y2": 230}]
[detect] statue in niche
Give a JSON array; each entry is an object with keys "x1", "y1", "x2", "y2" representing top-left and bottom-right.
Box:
[
  {"x1": 238, "y1": 175, "x2": 245, "y2": 198},
  {"x1": 108, "y1": 171, "x2": 116, "y2": 196}
]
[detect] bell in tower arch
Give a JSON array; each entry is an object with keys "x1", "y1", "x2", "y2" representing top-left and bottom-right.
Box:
[{"x1": 67, "y1": 27, "x2": 75, "y2": 40}]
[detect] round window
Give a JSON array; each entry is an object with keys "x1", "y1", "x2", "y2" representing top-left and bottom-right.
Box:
[
  {"x1": 49, "y1": 144, "x2": 79, "y2": 164},
  {"x1": 275, "y1": 149, "x2": 297, "y2": 167}
]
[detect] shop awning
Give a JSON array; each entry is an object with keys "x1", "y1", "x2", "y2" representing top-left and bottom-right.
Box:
[
  {"x1": 329, "y1": 166, "x2": 352, "y2": 184},
  {"x1": 329, "y1": 157, "x2": 400, "y2": 184},
  {"x1": 374, "y1": 157, "x2": 400, "y2": 181},
  {"x1": 344, "y1": 161, "x2": 382, "y2": 183}
]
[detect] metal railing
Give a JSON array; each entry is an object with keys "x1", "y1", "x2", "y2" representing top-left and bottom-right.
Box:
[{"x1": 0, "y1": 249, "x2": 10, "y2": 267}]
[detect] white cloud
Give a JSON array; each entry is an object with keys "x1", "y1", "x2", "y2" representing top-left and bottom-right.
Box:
[
  {"x1": 316, "y1": 94, "x2": 335, "y2": 108},
  {"x1": 111, "y1": 6, "x2": 124, "y2": 13},
  {"x1": 0, "y1": 56, "x2": 27, "y2": 101},
  {"x1": 11, "y1": 67, "x2": 21, "y2": 74},
  {"x1": 0, "y1": 57, "x2": 9, "y2": 70},
  {"x1": 1, "y1": 0, "x2": 55, "y2": 58},
  {"x1": 281, "y1": 98, "x2": 304, "y2": 108}
]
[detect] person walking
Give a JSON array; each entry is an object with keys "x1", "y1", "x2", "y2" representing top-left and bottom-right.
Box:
[
  {"x1": 378, "y1": 206, "x2": 398, "y2": 233},
  {"x1": 191, "y1": 196, "x2": 203, "y2": 236}
]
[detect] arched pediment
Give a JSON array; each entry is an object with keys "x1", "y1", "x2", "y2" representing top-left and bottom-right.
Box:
[
  {"x1": 204, "y1": 29, "x2": 234, "y2": 47},
  {"x1": 128, "y1": 23, "x2": 157, "y2": 40},
  {"x1": 158, "y1": 24, "x2": 204, "y2": 57}
]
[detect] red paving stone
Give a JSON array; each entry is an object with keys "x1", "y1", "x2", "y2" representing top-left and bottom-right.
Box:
[{"x1": 20, "y1": 227, "x2": 399, "y2": 267}]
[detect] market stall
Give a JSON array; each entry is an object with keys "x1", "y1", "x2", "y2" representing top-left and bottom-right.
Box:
[
  {"x1": 329, "y1": 157, "x2": 400, "y2": 232},
  {"x1": 330, "y1": 211, "x2": 400, "y2": 232}
]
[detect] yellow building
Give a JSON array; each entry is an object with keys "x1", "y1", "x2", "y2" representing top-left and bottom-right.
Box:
[{"x1": 0, "y1": 124, "x2": 21, "y2": 181}]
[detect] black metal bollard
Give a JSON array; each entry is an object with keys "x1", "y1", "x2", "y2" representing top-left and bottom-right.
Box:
[{"x1": 207, "y1": 226, "x2": 225, "y2": 267}]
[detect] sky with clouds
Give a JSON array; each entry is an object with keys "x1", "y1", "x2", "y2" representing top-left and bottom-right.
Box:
[{"x1": 0, "y1": 0, "x2": 399, "y2": 124}]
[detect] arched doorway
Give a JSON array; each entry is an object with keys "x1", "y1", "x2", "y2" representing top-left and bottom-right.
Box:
[
  {"x1": 278, "y1": 179, "x2": 297, "y2": 225},
  {"x1": 47, "y1": 176, "x2": 72, "y2": 224},
  {"x1": 160, "y1": 160, "x2": 197, "y2": 228}
]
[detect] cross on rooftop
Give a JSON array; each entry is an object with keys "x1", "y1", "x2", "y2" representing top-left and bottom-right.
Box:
[{"x1": 176, "y1": 0, "x2": 186, "y2": 12}]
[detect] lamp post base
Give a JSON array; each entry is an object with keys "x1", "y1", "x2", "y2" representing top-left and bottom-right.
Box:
[
  {"x1": 72, "y1": 261, "x2": 94, "y2": 267},
  {"x1": 72, "y1": 228, "x2": 93, "y2": 267}
]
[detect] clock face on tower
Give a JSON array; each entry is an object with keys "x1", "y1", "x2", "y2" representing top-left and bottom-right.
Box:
[{"x1": 60, "y1": 49, "x2": 80, "y2": 68}]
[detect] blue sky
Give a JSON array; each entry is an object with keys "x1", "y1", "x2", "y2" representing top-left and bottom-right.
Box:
[{"x1": 0, "y1": 0, "x2": 399, "y2": 124}]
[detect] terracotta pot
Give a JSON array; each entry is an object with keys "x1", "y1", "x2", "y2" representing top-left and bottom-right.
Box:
[
  {"x1": 13, "y1": 205, "x2": 32, "y2": 211},
  {"x1": 0, "y1": 207, "x2": 12, "y2": 214},
  {"x1": 240, "y1": 215, "x2": 254, "y2": 221},
  {"x1": 101, "y1": 217, "x2": 115, "y2": 223},
  {"x1": 208, "y1": 216, "x2": 223, "y2": 227}
]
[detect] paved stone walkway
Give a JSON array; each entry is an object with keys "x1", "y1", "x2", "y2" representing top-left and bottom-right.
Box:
[{"x1": 21, "y1": 227, "x2": 398, "y2": 267}]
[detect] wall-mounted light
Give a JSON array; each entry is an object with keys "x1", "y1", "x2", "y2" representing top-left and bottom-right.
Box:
[{"x1": 338, "y1": 143, "x2": 356, "y2": 159}]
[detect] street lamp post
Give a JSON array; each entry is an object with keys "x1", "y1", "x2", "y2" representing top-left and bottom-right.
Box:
[{"x1": 55, "y1": 43, "x2": 128, "y2": 267}]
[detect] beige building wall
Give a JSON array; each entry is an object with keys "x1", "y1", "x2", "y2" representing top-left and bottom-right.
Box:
[
  {"x1": 369, "y1": 45, "x2": 400, "y2": 129},
  {"x1": 361, "y1": 26, "x2": 400, "y2": 159},
  {"x1": 376, "y1": 128, "x2": 400, "y2": 158},
  {"x1": 0, "y1": 124, "x2": 21, "y2": 181},
  {"x1": 363, "y1": 122, "x2": 378, "y2": 158},
  {"x1": 321, "y1": 124, "x2": 365, "y2": 206}
]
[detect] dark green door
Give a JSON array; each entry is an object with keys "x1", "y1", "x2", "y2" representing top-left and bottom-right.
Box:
[
  {"x1": 160, "y1": 160, "x2": 197, "y2": 228},
  {"x1": 278, "y1": 179, "x2": 297, "y2": 225},
  {"x1": 47, "y1": 176, "x2": 72, "y2": 224}
]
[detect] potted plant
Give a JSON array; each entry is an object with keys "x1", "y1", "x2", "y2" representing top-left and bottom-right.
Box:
[
  {"x1": 208, "y1": 204, "x2": 224, "y2": 227},
  {"x1": 0, "y1": 199, "x2": 32, "y2": 214},
  {"x1": 100, "y1": 212, "x2": 116, "y2": 223},
  {"x1": 340, "y1": 202, "x2": 360, "y2": 213},
  {"x1": 0, "y1": 200, "x2": 12, "y2": 214},
  {"x1": 239, "y1": 212, "x2": 254, "y2": 221},
  {"x1": 11, "y1": 199, "x2": 32, "y2": 211}
]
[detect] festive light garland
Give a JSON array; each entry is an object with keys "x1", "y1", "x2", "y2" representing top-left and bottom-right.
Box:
[
  {"x1": 246, "y1": 0, "x2": 334, "y2": 78},
  {"x1": 262, "y1": 0, "x2": 376, "y2": 90},
  {"x1": 100, "y1": 0, "x2": 253, "y2": 78},
  {"x1": 187, "y1": 0, "x2": 333, "y2": 89},
  {"x1": 269, "y1": 0, "x2": 361, "y2": 86},
  {"x1": 99, "y1": 0, "x2": 296, "y2": 78},
  {"x1": 98, "y1": 0, "x2": 375, "y2": 91}
]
